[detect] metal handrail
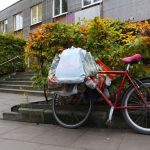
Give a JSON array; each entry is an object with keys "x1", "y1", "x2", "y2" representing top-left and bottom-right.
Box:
[{"x1": 0, "y1": 55, "x2": 22, "y2": 66}]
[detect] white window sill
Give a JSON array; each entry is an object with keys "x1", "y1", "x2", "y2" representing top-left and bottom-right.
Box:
[
  {"x1": 52, "y1": 12, "x2": 68, "y2": 18},
  {"x1": 82, "y1": 0, "x2": 102, "y2": 9},
  {"x1": 31, "y1": 21, "x2": 42, "y2": 26},
  {"x1": 14, "y1": 28, "x2": 23, "y2": 32}
]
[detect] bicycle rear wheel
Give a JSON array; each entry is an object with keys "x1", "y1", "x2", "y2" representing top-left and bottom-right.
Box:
[
  {"x1": 122, "y1": 81, "x2": 150, "y2": 134},
  {"x1": 52, "y1": 91, "x2": 92, "y2": 128}
]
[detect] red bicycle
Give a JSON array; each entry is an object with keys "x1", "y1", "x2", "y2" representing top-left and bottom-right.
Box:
[{"x1": 52, "y1": 54, "x2": 150, "y2": 134}]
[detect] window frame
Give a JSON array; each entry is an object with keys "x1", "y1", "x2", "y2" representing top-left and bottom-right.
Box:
[
  {"x1": 31, "y1": 3, "x2": 42, "y2": 25},
  {"x1": 0, "y1": 22, "x2": 2, "y2": 32},
  {"x1": 82, "y1": 0, "x2": 102, "y2": 8},
  {"x1": 53, "y1": 0, "x2": 68, "y2": 18},
  {"x1": 0, "y1": 19, "x2": 8, "y2": 33},
  {"x1": 14, "y1": 12, "x2": 23, "y2": 31}
]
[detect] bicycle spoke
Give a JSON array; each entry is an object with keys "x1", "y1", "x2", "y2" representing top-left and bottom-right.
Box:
[
  {"x1": 133, "y1": 111, "x2": 145, "y2": 125},
  {"x1": 128, "y1": 109, "x2": 145, "y2": 114},
  {"x1": 52, "y1": 92, "x2": 92, "y2": 128},
  {"x1": 141, "y1": 111, "x2": 150, "y2": 128},
  {"x1": 126, "y1": 106, "x2": 148, "y2": 128},
  {"x1": 72, "y1": 112, "x2": 81, "y2": 123},
  {"x1": 130, "y1": 93, "x2": 144, "y2": 105},
  {"x1": 123, "y1": 81, "x2": 150, "y2": 134}
]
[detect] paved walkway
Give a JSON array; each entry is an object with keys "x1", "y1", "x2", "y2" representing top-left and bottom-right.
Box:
[
  {"x1": 0, "y1": 92, "x2": 150, "y2": 150},
  {"x1": 0, "y1": 120, "x2": 149, "y2": 150},
  {"x1": 0, "y1": 92, "x2": 44, "y2": 118}
]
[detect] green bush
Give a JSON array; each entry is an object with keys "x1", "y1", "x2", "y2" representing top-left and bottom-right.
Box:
[
  {"x1": 25, "y1": 17, "x2": 150, "y2": 88},
  {"x1": 0, "y1": 33, "x2": 26, "y2": 75}
]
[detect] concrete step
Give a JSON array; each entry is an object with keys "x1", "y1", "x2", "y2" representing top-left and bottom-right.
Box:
[
  {"x1": 3, "y1": 112, "x2": 22, "y2": 121},
  {"x1": 0, "y1": 72, "x2": 33, "y2": 79},
  {"x1": 0, "y1": 88, "x2": 44, "y2": 96},
  {"x1": 0, "y1": 81, "x2": 32, "y2": 85},
  {"x1": 0, "y1": 72, "x2": 44, "y2": 96},
  {"x1": 15, "y1": 72, "x2": 34, "y2": 76},
  {"x1": 11, "y1": 75, "x2": 33, "y2": 78},
  {"x1": 12, "y1": 73, "x2": 35, "y2": 77},
  {"x1": 3, "y1": 104, "x2": 128, "y2": 128},
  {"x1": 5, "y1": 78, "x2": 32, "y2": 81},
  {"x1": 0, "y1": 84, "x2": 41, "y2": 91}
]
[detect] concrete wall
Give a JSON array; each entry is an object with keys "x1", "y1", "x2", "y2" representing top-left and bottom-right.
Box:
[
  {"x1": 75, "y1": 5, "x2": 101, "y2": 23},
  {"x1": 103, "y1": 0, "x2": 150, "y2": 21},
  {"x1": 69, "y1": 0, "x2": 150, "y2": 22},
  {"x1": 1, "y1": 0, "x2": 150, "y2": 37},
  {"x1": 0, "y1": 0, "x2": 52, "y2": 37},
  {"x1": 68, "y1": 0, "x2": 82, "y2": 12}
]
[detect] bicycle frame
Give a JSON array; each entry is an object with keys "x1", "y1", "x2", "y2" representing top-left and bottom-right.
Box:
[
  {"x1": 92, "y1": 70, "x2": 148, "y2": 123},
  {"x1": 95, "y1": 70, "x2": 147, "y2": 110}
]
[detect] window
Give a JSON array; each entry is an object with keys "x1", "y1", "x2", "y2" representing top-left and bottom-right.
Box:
[
  {"x1": 0, "y1": 20, "x2": 8, "y2": 33},
  {"x1": 0, "y1": 22, "x2": 2, "y2": 32},
  {"x1": 31, "y1": 3, "x2": 42, "y2": 25},
  {"x1": 53, "y1": 0, "x2": 67, "y2": 17},
  {"x1": 82, "y1": 0, "x2": 102, "y2": 8},
  {"x1": 14, "y1": 13, "x2": 23, "y2": 31}
]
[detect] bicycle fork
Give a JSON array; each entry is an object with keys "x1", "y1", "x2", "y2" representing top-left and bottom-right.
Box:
[
  {"x1": 96, "y1": 87, "x2": 115, "y2": 125},
  {"x1": 106, "y1": 106, "x2": 115, "y2": 125}
]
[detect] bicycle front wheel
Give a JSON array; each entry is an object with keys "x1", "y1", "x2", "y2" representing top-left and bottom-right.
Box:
[
  {"x1": 52, "y1": 92, "x2": 92, "y2": 128},
  {"x1": 122, "y1": 81, "x2": 150, "y2": 134}
]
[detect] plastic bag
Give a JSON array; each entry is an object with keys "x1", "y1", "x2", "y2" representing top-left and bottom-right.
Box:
[
  {"x1": 48, "y1": 54, "x2": 62, "y2": 90},
  {"x1": 83, "y1": 52, "x2": 99, "y2": 77},
  {"x1": 48, "y1": 54, "x2": 60, "y2": 78},
  {"x1": 55, "y1": 47, "x2": 86, "y2": 83}
]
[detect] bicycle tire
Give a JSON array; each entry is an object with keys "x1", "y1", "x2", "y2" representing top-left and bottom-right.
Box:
[
  {"x1": 122, "y1": 80, "x2": 150, "y2": 134},
  {"x1": 52, "y1": 91, "x2": 92, "y2": 128}
]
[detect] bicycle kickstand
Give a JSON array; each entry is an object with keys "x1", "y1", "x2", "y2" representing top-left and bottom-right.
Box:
[{"x1": 106, "y1": 106, "x2": 114, "y2": 125}]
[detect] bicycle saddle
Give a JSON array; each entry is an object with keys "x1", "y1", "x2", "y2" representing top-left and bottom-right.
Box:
[{"x1": 121, "y1": 54, "x2": 142, "y2": 63}]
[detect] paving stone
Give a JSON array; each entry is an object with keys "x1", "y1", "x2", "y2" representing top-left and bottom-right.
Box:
[
  {"x1": 71, "y1": 128, "x2": 124, "y2": 150},
  {"x1": 0, "y1": 139, "x2": 40, "y2": 150},
  {"x1": 31, "y1": 125, "x2": 87, "y2": 147},
  {"x1": 35, "y1": 145, "x2": 85, "y2": 150},
  {"x1": 0, "y1": 124, "x2": 48, "y2": 141},
  {"x1": 118, "y1": 131, "x2": 150, "y2": 150},
  {"x1": 0, "y1": 120, "x2": 26, "y2": 135}
]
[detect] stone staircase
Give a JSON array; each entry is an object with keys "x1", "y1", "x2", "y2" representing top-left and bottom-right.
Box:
[{"x1": 0, "y1": 72, "x2": 44, "y2": 96}]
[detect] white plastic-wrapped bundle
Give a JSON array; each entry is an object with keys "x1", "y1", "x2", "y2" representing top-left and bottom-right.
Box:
[
  {"x1": 55, "y1": 46, "x2": 99, "y2": 84},
  {"x1": 55, "y1": 47, "x2": 86, "y2": 83}
]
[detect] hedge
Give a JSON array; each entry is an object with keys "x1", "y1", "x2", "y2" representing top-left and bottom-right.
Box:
[
  {"x1": 0, "y1": 33, "x2": 26, "y2": 75},
  {"x1": 25, "y1": 17, "x2": 150, "y2": 88}
]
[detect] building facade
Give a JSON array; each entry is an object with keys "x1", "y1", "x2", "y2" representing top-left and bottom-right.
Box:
[{"x1": 0, "y1": 0, "x2": 150, "y2": 38}]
